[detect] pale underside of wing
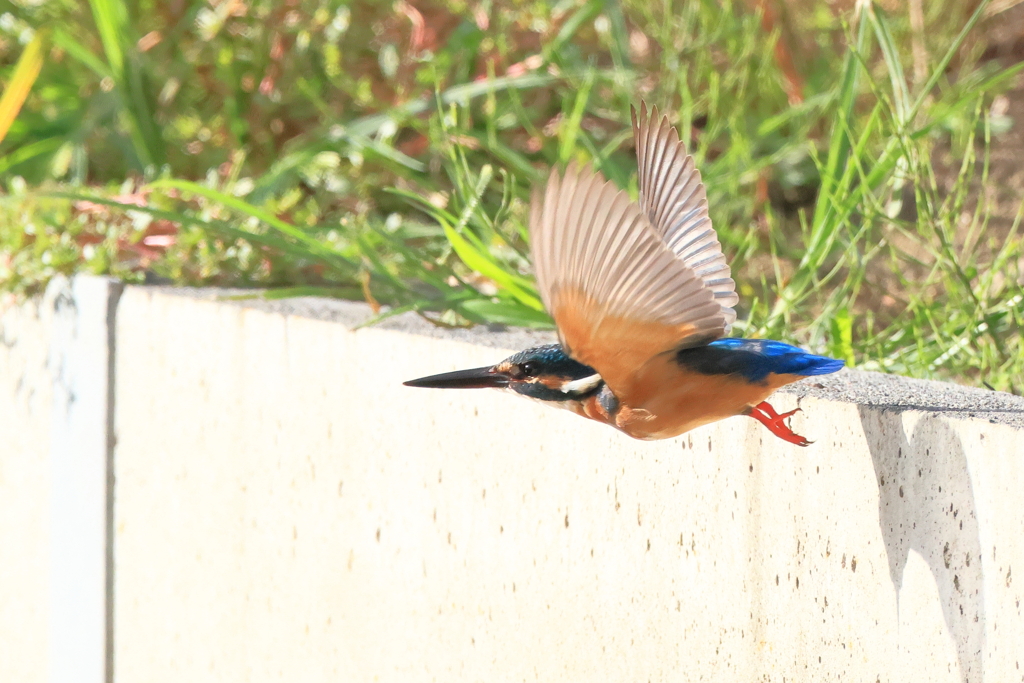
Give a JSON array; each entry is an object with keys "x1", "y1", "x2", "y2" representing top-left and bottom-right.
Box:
[
  {"x1": 530, "y1": 163, "x2": 729, "y2": 405},
  {"x1": 632, "y1": 101, "x2": 739, "y2": 323}
]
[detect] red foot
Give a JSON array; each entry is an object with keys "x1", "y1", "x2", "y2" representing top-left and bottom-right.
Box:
[{"x1": 748, "y1": 401, "x2": 812, "y2": 447}]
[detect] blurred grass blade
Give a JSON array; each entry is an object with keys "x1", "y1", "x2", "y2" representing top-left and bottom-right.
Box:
[
  {"x1": 918, "y1": 61, "x2": 1024, "y2": 140},
  {"x1": 52, "y1": 28, "x2": 112, "y2": 78},
  {"x1": 88, "y1": 0, "x2": 163, "y2": 167},
  {"x1": 559, "y1": 70, "x2": 594, "y2": 163},
  {"x1": 604, "y1": 0, "x2": 632, "y2": 70},
  {"x1": 867, "y1": 4, "x2": 910, "y2": 122},
  {"x1": 45, "y1": 191, "x2": 337, "y2": 265},
  {"x1": 547, "y1": 0, "x2": 603, "y2": 58},
  {"x1": 0, "y1": 30, "x2": 47, "y2": 146},
  {"x1": 756, "y1": 91, "x2": 834, "y2": 137},
  {"x1": 146, "y1": 178, "x2": 354, "y2": 271},
  {"x1": 0, "y1": 138, "x2": 61, "y2": 174},
  {"x1": 438, "y1": 165, "x2": 543, "y2": 310},
  {"x1": 766, "y1": 10, "x2": 871, "y2": 330},
  {"x1": 460, "y1": 298, "x2": 552, "y2": 327},
  {"x1": 88, "y1": 0, "x2": 127, "y2": 75},
  {"x1": 811, "y1": 11, "x2": 870, "y2": 236},
  {"x1": 906, "y1": 0, "x2": 990, "y2": 123},
  {"x1": 829, "y1": 308, "x2": 856, "y2": 365},
  {"x1": 440, "y1": 216, "x2": 543, "y2": 310},
  {"x1": 345, "y1": 134, "x2": 426, "y2": 172},
  {"x1": 384, "y1": 187, "x2": 459, "y2": 224},
  {"x1": 346, "y1": 72, "x2": 556, "y2": 138},
  {"x1": 227, "y1": 286, "x2": 363, "y2": 301},
  {"x1": 149, "y1": 179, "x2": 310, "y2": 241}
]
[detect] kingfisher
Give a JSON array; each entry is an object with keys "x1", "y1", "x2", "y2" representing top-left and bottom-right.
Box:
[{"x1": 404, "y1": 103, "x2": 843, "y2": 445}]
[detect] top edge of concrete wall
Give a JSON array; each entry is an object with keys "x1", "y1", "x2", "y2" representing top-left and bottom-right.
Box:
[{"x1": 137, "y1": 284, "x2": 1024, "y2": 430}]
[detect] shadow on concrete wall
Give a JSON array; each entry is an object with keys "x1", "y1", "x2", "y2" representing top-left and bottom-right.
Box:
[{"x1": 859, "y1": 407, "x2": 984, "y2": 682}]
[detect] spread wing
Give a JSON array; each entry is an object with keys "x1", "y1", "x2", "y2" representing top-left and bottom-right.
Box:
[
  {"x1": 529, "y1": 104, "x2": 738, "y2": 406},
  {"x1": 632, "y1": 101, "x2": 739, "y2": 317},
  {"x1": 530, "y1": 163, "x2": 733, "y2": 406}
]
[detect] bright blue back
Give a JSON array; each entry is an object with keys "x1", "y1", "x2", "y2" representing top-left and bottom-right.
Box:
[{"x1": 677, "y1": 338, "x2": 845, "y2": 384}]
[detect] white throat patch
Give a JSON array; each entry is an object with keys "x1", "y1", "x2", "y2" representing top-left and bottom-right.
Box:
[{"x1": 561, "y1": 373, "x2": 603, "y2": 395}]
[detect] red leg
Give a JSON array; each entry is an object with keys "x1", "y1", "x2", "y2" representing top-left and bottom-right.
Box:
[
  {"x1": 747, "y1": 401, "x2": 812, "y2": 447},
  {"x1": 753, "y1": 401, "x2": 800, "y2": 421}
]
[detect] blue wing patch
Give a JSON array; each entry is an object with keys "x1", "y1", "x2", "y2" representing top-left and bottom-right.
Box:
[{"x1": 676, "y1": 338, "x2": 845, "y2": 384}]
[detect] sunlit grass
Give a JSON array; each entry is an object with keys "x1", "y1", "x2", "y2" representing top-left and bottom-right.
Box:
[{"x1": 1, "y1": 0, "x2": 1022, "y2": 391}]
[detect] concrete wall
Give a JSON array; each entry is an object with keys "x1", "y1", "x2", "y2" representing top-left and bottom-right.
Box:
[
  {"x1": 0, "y1": 289, "x2": 54, "y2": 683},
  {"x1": 3, "y1": 278, "x2": 1024, "y2": 682},
  {"x1": 0, "y1": 277, "x2": 119, "y2": 683}
]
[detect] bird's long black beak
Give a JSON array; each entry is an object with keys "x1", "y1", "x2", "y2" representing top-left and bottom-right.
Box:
[{"x1": 403, "y1": 366, "x2": 510, "y2": 389}]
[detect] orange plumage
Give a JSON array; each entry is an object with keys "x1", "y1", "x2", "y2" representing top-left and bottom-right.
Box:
[{"x1": 404, "y1": 103, "x2": 844, "y2": 446}]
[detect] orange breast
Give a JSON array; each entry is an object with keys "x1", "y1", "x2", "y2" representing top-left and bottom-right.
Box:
[
  {"x1": 612, "y1": 359, "x2": 804, "y2": 440},
  {"x1": 567, "y1": 393, "x2": 613, "y2": 426}
]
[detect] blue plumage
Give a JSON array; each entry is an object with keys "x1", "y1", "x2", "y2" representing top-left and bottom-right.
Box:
[{"x1": 677, "y1": 338, "x2": 845, "y2": 384}]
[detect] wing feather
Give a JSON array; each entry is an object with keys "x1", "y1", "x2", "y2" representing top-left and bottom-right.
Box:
[
  {"x1": 631, "y1": 102, "x2": 739, "y2": 318},
  {"x1": 530, "y1": 164, "x2": 726, "y2": 402},
  {"x1": 528, "y1": 102, "x2": 742, "y2": 405}
]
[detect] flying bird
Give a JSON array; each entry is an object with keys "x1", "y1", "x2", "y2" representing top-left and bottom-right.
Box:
[{"x1": 405, "y1": 103, "x2": 843, "y2": 445}]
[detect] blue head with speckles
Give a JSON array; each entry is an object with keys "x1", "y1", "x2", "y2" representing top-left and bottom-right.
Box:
[
  {"x1": 403, "y1": 343, "x2": 602, "y2": 402},
  {"x1": 495, "y1": 344, "x2": 601, "y2": 402}
]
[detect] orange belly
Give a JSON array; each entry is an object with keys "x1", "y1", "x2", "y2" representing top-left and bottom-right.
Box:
[{"x1": 615, "y1": 369, "x2": 803, "y2": 440}]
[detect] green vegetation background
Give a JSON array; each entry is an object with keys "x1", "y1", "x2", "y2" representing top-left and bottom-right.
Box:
[{"x1": 1, "y1": 0, "x2": 1022, "y2": 391}]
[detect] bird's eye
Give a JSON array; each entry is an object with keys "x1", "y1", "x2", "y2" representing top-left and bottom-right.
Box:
[
  {"x1": 520, "y1": 361, "x2": 539, "y2": 377},
  {"x1": 507, "y1": 361, "x2": 539, "y2": 380}
]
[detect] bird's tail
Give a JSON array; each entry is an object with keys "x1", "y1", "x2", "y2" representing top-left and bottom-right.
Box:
[{"x1": 783, "y1": 354, "x2": 845, "y2": 376}]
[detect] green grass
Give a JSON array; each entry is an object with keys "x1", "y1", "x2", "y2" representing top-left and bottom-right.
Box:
[{"x1": 0, "y1": 0, "x2": 1022, "y2": 391}]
